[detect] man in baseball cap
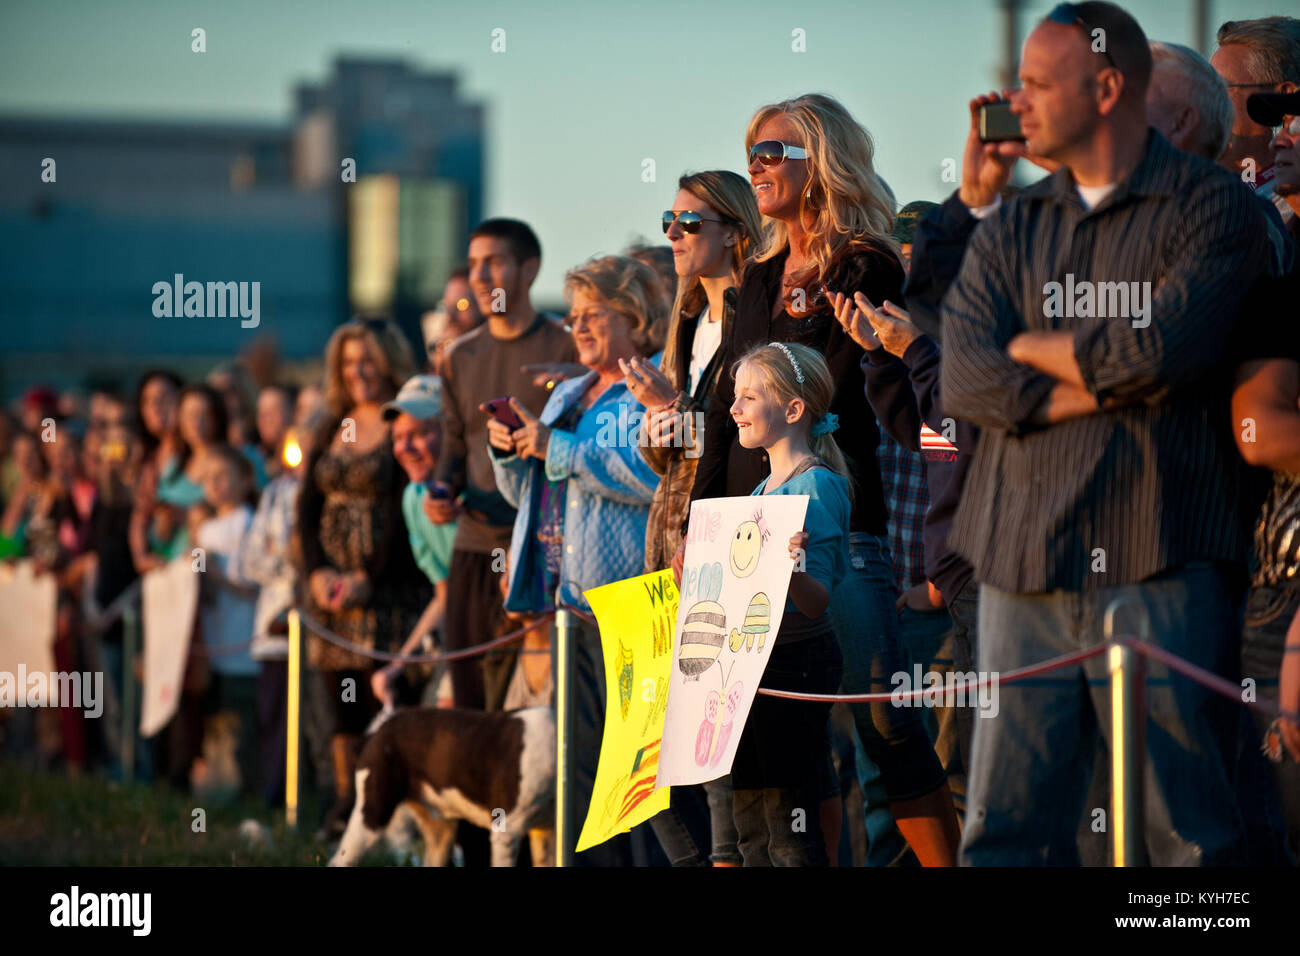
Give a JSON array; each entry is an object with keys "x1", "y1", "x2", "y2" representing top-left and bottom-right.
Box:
[{"x1": 374, "y1": 374, "x2": 457, "y2": 708}]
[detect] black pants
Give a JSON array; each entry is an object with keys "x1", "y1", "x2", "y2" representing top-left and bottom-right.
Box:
[
  {"x1": 258, "y1": 660, "x2": 288, "y2": 808},
  {"x1": 442, "y1": 548, "x2": 517, "y2": 711}
]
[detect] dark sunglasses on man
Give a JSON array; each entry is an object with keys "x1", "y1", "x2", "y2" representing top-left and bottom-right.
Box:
[
  {"x1": 662, "y1": 210, "x2": 736, "y2": 235},
  {"x1": 1046, "y1": 1, "x2": 1118, "y2": 69},
  {"x1": 748, "y1": 140, "x2": 809, "y2": 168}
]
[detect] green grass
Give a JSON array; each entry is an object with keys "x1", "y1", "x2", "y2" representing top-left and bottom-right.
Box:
[{"x1": 0, "y1": 759, "x2": 333, "y2": 866}]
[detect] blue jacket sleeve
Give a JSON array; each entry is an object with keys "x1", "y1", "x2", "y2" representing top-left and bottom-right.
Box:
[
  {"x1": 545, "y1": 401, "x2": 659, "y2": 506},
  {"x1": 488, "y1": 447, "x2": 530, "y2": 509}
]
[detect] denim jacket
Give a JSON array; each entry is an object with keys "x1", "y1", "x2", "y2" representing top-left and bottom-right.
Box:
[{"x1": 490, "y1": 370, "x2": 659, "y2": 614}]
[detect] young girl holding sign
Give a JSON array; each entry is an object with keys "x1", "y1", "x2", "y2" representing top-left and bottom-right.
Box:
[{"x1": 728, "y1": 341, "x2": 849, "y2": 866}]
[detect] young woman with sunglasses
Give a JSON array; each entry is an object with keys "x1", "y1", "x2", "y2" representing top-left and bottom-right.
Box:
[
  {"x1": 683, "y1": 93, "x2": 962, "y2": 866},
  {"x1": 619, "y1": 170, "x2": 762, "y2": 866}
]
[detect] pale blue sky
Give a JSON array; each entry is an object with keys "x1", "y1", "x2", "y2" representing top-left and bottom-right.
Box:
[{"x1": 0, "y1": 0, "x2": 1286, "y2": 301}]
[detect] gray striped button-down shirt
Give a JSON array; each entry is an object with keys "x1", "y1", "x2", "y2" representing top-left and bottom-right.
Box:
[{"x1": 940, "y1": 129, "x2": 1270, "y2": 594}]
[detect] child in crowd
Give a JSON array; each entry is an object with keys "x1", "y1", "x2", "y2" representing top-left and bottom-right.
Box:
[
  {"x1": 727, "y1": 342, "x2": 850, "y2": 867},
  {"x1": 229, "y1": 413, "x2": 318, "y2": 807},
  {"x1": 193, "y1": 444, "x2": 259, "y2": 798}
]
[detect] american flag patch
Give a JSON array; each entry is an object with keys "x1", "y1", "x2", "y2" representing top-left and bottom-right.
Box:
[{"x1": 920, "y1": 423, "x2": 958, "y2": 460}]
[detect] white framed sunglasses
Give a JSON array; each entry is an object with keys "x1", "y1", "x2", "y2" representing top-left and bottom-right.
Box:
[{"x1": 748, "y1": 140, "x2": 809, "y2": 167}]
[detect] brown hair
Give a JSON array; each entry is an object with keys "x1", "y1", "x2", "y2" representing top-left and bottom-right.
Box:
[{"x1": 660, "y1": 170, "x2": 763, "y2": 390}]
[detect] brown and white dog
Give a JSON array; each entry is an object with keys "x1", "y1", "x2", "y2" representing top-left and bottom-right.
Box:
[{"x1": 328, "y1": 706, "x2": 555, "y2": 867}]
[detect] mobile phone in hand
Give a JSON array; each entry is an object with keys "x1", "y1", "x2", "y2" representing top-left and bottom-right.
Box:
[{"x1": 483, "y1": 396, "x2": 524, "y2": 430}]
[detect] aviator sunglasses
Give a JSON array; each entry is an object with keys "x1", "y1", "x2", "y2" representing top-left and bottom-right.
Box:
[
  {"x1": 662, "y1": 210, "x2": 736, "y2": 234},
  {"x1": 748, "y1": 140, "x2": 809, "y2": 168}
]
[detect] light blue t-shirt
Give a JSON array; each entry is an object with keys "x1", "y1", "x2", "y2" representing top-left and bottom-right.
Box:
[
  {"x1": 402, "y1": 481, "x2": 458, "y2": 586},
  {"x1": 753, "y1": 463, "x2": 850, "y2": 620}
]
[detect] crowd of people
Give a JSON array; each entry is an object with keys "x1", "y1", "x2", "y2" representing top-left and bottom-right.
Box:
[{"x1": 2, "y1": 1, "x2": 1300, "y2": 867}]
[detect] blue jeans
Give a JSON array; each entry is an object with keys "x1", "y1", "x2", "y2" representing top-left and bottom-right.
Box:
[
  {"x1": 648, "y1": 777, "x2": 740, "y2": 866},
  {"x1": 900, "y1": 580, "x2": 979, "y2": 816},
  {"x1": 829, "y1": 534, "x2": 946, "y2": 803},
  {"x1": 962, "y1": 564, "x2": 1246, "y2": 866},
  {"x1": 101, "y1": 641, "x2": 154, "y2": 783}
]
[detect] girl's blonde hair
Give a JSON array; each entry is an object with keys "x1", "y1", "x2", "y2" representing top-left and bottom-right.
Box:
[
  {"x1": 564, "y1": 255, "x2": 669, "y2": 357},
  {"x1": 733, "y1": 341, "x2": 853, "y2": 498},
  {"x1": 745, "y1": 93, "x2": 902, "y2": 301},
  {"x1": 660, "y1": 170, "x2": 764, "y2": 389},
  {"x1": 322, "y1": 319, "x2": 417, "y2": 418}
]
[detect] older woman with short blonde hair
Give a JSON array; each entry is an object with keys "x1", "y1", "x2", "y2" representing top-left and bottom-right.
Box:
[{"x1": 488, "y1": 254, "x2": 665, "y2": 864}]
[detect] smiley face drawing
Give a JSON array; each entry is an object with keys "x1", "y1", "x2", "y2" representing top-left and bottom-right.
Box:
[{"x1": 729, "y1": 510, "x2": 769, "y2": 579}]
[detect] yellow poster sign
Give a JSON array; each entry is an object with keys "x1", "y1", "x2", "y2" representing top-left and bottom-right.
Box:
[{"x1": 576, "y1": 569, "x2": 677, "y2": 852}]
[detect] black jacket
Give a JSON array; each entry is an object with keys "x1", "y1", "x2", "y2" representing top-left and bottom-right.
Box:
[{"x1": 688, "y1": 244, "x2": 900, "y2": 536}]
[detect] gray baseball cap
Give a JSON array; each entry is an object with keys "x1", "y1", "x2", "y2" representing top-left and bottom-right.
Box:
[{"x1": 382, "y1": 374, "x2": 443, "y2": 422}]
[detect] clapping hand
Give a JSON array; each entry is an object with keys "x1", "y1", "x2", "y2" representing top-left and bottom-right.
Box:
[
  {"x1": 618, "y1": 355, "x2": 677, "y2": 409},
  {"x1": 854, "y1": 294, "x2": 921, "y2": 358},
  {"x1": 832, "y1": 291, "x2": 882, "y2": 351}
]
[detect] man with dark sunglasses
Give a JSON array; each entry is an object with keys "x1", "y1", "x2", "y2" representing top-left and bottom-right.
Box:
[
  {"x1": 941, "y1": 1, "x2": 1270, "y2": 866},
  {"x1": 1210, "y1": 18, "x2": 1300, "y2": 201}
]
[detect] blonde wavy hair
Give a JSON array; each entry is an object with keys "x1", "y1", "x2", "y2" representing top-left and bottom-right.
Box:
[
  {"x1": 746, "y1": 93, "x2": 902, "y2": 295},
  {"x1": 564, "y1": 255, "x2": 669, "y2": 358},
  {"x1": 660, "y1": 170, "x2": 764, "y2": 390},
  {"x1": 322, "y1": 319, "x2": 417, "y2": 418},
  {"x1": 733, "y1": 341, "x2": 853, "y2": 500}
]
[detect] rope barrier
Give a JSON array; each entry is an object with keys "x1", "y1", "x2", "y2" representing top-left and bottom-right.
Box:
[
  {"x1": 296, "y1": 609, "x2": 556, "y2": 664},
  {"x1": 1120, "y1": 636, "x2": 1300, "y2": 722},
  {"x1": 756, "y1": 642, "x2": 1110, "y2": 702}
]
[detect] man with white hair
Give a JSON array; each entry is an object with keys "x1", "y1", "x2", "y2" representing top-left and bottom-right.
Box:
[
  {"x1": 1147, "y1": 41, "x2": 1234, "y2": 161},
  {"x1": 1152, "y1": 39, "x2": 1293, "y2": 272}
]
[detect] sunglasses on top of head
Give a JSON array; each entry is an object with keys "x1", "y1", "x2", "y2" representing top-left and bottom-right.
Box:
[
  {"x1": 1046, "y1": 2, "x2": 1118, "y2": 69},
  {"x1": 748, "y1": 140, "x2": 809, "y2": 168},
  {"x1": 662, "y1": 210, "x2": 735, "y2": 234}
]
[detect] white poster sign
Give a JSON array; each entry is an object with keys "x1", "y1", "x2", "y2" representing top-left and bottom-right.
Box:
[
  {"x1": 141, "y1": 556, "x2": 200, "y2": 738},
  {"x1": 0, "y1": 560, "x2": 57, "y2": 683},
  {"x1": 657, "y1": 495, "x2": 808, "y2": 786}
]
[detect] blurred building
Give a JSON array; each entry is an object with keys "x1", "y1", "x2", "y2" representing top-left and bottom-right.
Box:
[{"x1": 0, "y1": 56, "x2": 485, "y2": 402}]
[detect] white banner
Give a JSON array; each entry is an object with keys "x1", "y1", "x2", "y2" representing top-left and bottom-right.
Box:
[
  {"x1": 140, "y1": 556, "x2": 200, "y2": 738},
  {"x1": 657, "y1": 495, "x2": 807, "y2": 786},
  {"x1": 0, "y1": 560, "x2": 57, "y2": 681}
]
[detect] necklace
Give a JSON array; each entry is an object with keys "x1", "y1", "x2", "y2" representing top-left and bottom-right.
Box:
[{"x1": 768, "y1": 453, "x2": 815, "y2": 492}]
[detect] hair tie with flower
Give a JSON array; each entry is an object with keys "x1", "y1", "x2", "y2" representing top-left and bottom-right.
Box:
[{"x1": 810, "y1": 412, "x2": 839, "y2": 438}]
